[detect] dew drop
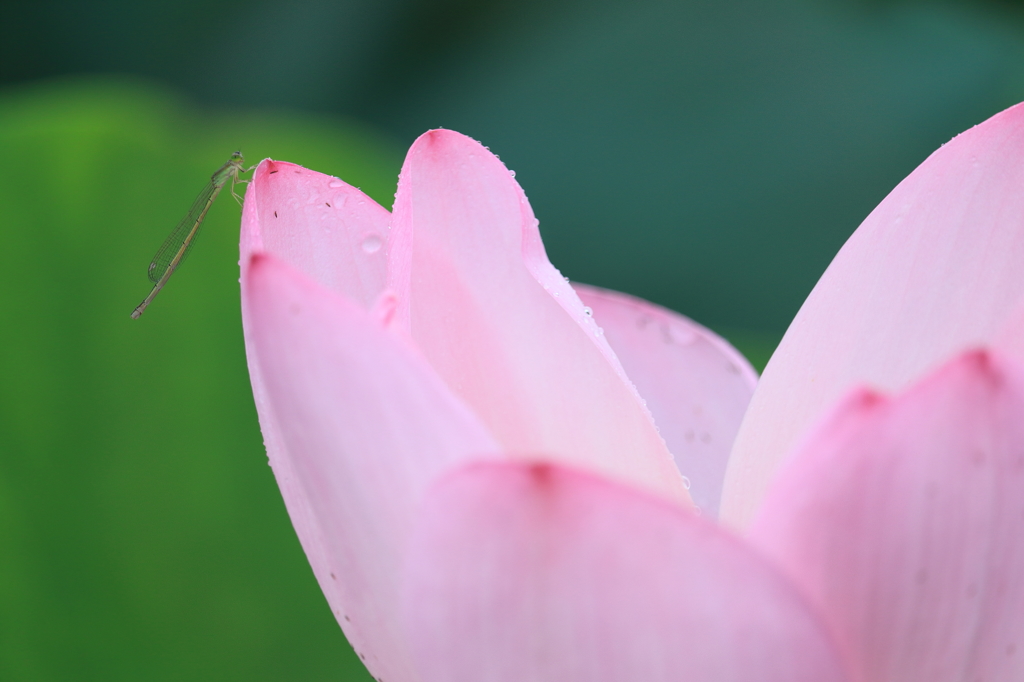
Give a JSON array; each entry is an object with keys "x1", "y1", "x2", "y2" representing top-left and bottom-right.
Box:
[
  {"x1": 509, "y1": 170, "x2": 516, "y2": 177},
  {"x1": 361, "y1": 234, "x2": 383, "y2": 254},
  {"x1": 595, "y1": 328, "x2": 604, "y2": 337},
  {"x1": 583, "y1": 306, "x2": 593, "y2": 317},
  {"x1": 667, "y1": 325, "x2": 697, "y2": 346},
  {"x1": 682, "y1": 476, "x2": 691, "y2": 490},
  {"x1": 329, "y1": 180, "x2": 345, "y2": 188}
]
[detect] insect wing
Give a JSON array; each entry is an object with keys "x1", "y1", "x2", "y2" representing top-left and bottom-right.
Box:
[{"x1": 147, "y1": 180, "x2": 219, "y2": 284}]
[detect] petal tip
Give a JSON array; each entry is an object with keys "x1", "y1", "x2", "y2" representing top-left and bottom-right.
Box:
[
  {"x1": 253, "y1": 158, "x2": 283, "y2": 183},
  {"x1": 409, "y1": 128, "x2": 492, "y2": 162},
  {"x1": 245, "y1": 251, "x2": 307, "y2": 303},
  {"x1": 934, "y1": 347, "x2": 1017, "y2": 397},
  {"x1": 247, "y1": 250, "x2": 271, "y2": 275},
  {"x1": 960, "y1": 347, "x2": 998, "y2": 376},
  {"x1": 847, "y1": 386, "x2": 887, "y2": 411}
]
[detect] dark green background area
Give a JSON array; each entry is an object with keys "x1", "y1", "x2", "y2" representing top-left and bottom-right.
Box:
[
  {"x1": 2, "y1": 0, "x2": 1024, "y2": 680},
  {"x1": 5, "y1": 0, "x2": 1024, "y2": 332}
]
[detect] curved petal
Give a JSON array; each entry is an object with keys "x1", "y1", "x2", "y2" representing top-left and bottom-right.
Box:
[
  {"x1": 722, "y1": 103, "x2": 1024, "y2": 527},
  {"x1": 750, "y1": 350, "x2": 1024, "y2": 682},
  {"x1": 388, "y1": 130, "x2": 689, "y2": 505},
  {"x1": 574, "y1": 283, "x2": 757, "y2": 518},
  {"x1": 242, "y1": 253, "x2": 501, "y2": 682},
  {"x1": 403, "y1": 460, "x2": 850, "y2": 682},
  {"x1": 241, "y1": 158, "x2": 391, "y2": 308}
]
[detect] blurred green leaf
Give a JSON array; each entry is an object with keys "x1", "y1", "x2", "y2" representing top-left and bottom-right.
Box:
[{"x1": 0, "y1": 77, "x2": 398, "y2": 682}]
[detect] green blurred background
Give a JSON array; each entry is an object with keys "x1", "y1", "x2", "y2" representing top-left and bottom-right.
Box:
[{"x1": 3, "y1": 0, "x2": 1024, "y2": 679}]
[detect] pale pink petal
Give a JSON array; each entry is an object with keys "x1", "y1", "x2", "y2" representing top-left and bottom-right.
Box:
[
  {"x1": 243, "y1": 253, "x2": 501, "y2": 682},
  {"x1": 241, "y1": 159, "x2": 391, "y2": 308},
  {"x1": 574, "y1": 283, "x2": 757, "y2": 518},
  {"x1": 995, "y1": 298, "x2": 1024, "y2": 368},
  {"x1": 723, "y1": 103, "x2": 1024, "y2": 527},
  {"x1": 239, "y1": 163, "x2": 422, "y2": 680},
  {"x1": 403, "y1": 460, "x2": 850, "y2": 682},
  {"x1": 388, "y1": 130, "x2": 689, "y2": 505},
  {"x1": 750, "y1": 350, "x2": 1024, "y2": 682}
]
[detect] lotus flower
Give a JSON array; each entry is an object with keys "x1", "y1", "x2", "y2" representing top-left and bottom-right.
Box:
[{"x1": 239, "y1": 106, "x2": 1024, "y2": 682}]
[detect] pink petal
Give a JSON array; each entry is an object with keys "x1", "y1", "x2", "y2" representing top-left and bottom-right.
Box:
[
  {"x1": 243, "y1": 253, "x2": 501, "y2": 682},
  {"x1": 241, "y1": 159, "x2": 391, "y2": 308},
  {"x1": 403, "y1": 460, "x2": 850, "y2": 682},
  {"x1": 750, "y1": 350, "x2": 1024, "y2": 682},
  {"x1": 995, "y1": 300, "x2": 1024, "y2": 368},
  {"x1": 574, "y1": 284, "x2": 757, "y2": 518},
  {"x1": 723, "y1": 103, "x2": 1024, "y2": 527},
  {"x1": 388, "y1": 130, "x2": 689, "y2": 505}
]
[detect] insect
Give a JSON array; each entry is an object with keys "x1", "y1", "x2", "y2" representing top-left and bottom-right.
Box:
[{"x1": 131, "y1": 152, "x2": 251, "y2": 318}]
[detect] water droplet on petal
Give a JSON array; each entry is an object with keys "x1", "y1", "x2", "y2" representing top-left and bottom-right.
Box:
[
  {"x1": 682, "y1": 476, "x2": 691, "y2": 490},
  {"x1": 329, "y1": 180, "x2": 345, "y2": 188},
  {"x1": 667, "y1": 325, "x2": 697, "y2": 346},
  {"x1": 361, "y1": 234, "x2": 383, "y2": 254},
  {"x1": 509, "y1": 170, "x2": 516, "y2": 177},
  {"x1": 583, "y1": 306, "x2": 593, "y2": 317}
]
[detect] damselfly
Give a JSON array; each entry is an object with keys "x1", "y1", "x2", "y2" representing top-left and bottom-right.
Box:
[{"x1": 131, "y1": 152, "x2": 250, "y2": 318}]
